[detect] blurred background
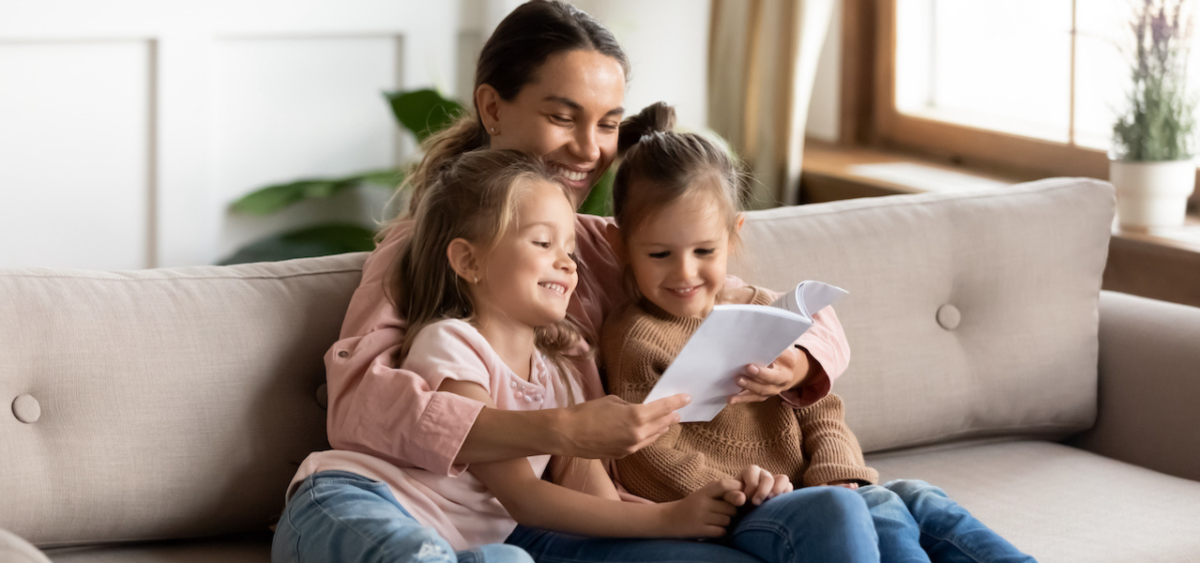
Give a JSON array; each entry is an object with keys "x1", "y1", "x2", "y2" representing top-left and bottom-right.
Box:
[{"x1": 0, "y1": 0, "x2": 1186, "y2": 271}]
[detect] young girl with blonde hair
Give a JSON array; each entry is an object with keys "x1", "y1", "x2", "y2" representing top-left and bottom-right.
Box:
[
  {"x1": 596, "y1": 102, "x2": 1038, "y2": 563},
  {"x1": 277, "y1": 150, "x2": 787, "y2": 563}
]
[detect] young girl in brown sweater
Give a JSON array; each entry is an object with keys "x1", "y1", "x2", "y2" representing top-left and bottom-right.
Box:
[{"x1": 599, "y1": 103, "x2": 1036, "y2": 563}]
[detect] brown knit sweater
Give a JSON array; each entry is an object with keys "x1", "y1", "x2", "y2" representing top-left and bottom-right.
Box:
[{"x1": 602, "y1": 288, "x2": 878, "y2": 503}]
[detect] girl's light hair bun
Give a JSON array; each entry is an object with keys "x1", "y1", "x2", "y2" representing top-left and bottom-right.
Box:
[{"x1": 618, "y1": 102, "x2": 676, "y2": 156}]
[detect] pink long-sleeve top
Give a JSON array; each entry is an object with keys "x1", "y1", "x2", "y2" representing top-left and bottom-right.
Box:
[
  {"x1": 289, "y1": 319, "x2": 582, "y2": 550},
  {"x1": 311, "y1": 213, "x2": 851, "y2": 479}
]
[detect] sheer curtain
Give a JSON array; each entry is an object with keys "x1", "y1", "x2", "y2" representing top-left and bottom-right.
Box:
[{"x1": 708, "y1": 0, "x2": 837, "y2": 208}]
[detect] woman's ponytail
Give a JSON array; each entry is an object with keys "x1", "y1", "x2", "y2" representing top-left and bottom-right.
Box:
[
  {"x1": 403, "y1": 113, "x2": 488, "y2": 216},
  {"x1": 617, "y1": 102, "x2": 676, "y2": 156}
]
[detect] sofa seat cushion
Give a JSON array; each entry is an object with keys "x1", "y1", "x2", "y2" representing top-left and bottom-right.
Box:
[
  {"x1": 45, "y1": 532, "x2": 270, "y2": 563},
  {"x1": 866, "y1": 440, "x2": 1200, "y2": 562}
]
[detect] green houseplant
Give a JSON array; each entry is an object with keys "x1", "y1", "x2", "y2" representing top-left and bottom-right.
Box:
[
  {"x1": 1109, "y1": 0, "x2": 1198, "y2": 229},
  {"x1": 220, "y1": 89, "x2": 615, "y2": 264}
]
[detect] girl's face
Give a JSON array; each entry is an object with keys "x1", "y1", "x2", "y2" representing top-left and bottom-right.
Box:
[
  {"x1": 625, "y1": 191, "x2": 733, "y2": 319},
  {"x1": 476, "y1": 179, "x2": 579, "y2": 329},
  {"x1": 481, "y1": 49, "x2": 626, "y2": 209}
]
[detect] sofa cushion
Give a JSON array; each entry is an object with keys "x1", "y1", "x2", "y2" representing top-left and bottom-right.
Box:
[
  {"x1": 732, "y1": 178, "x2": 1115, "y2": 452},
  {"x1": 866, "y1": 440, "x2": 1200, "y2": 562},
  {"x1": 45, "y1": 531, "x2": 271, "y2": 563},
  {"x1": 0, "y1": 255, "x2": 366, "y2": 547}
]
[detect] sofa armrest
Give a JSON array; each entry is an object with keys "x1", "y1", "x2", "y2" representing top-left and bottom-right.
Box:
[
  {"x1": 1071, "y1": 290, "x2": 1200, "y2": 482},
  {"x1": 0, "y1": 528, "x2": 50, "y2": 563}
]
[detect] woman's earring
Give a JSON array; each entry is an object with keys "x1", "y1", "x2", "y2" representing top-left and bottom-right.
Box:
[
  {"x1": 474, "y1": 276, "x2": 479, "y2": 284},
  {"x1": 489, "y1": 127, "x2": 496, "y2": 134}
]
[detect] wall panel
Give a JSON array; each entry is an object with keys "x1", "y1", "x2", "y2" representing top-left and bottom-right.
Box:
[{"x1": 0, "y1": 40, "x2": 151, "y2": 269}]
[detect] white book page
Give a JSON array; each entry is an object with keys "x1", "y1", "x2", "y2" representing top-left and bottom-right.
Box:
[{"x1": 643, "y1": 305, "x2": 811, "y2": 422}]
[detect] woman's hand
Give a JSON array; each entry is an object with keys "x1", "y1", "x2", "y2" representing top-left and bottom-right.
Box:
[
  {"x1": 738, "y1": 465, "x2": 794, "y2": 506},
  {"x1": 729, "y1": 347, "x2": 810, "y2": 405},
  {"x1": 556, "y1": 394, "x2": 690, "y2": 459},
  {"x1": 657, "y1": 478, "x2": 743, "y2": 538}
]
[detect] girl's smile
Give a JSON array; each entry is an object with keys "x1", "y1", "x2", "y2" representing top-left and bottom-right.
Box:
[
  {"x1": 626, "y1": 193, "x2": 732, "y2": 319},
  {"x1": 475, "y1": 178, "x2": 579, "y2": 329}
]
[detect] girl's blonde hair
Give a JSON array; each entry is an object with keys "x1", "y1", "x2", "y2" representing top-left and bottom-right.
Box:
[
  {"x1": 389, "y1": 150, "x2": 585, "y2": 403},
  {"x1": 378, "y1": 0, "x2": 630, "y2": 239},
  {"x1": 611, "y1": 102, "x2": 748, "y2": 299}
]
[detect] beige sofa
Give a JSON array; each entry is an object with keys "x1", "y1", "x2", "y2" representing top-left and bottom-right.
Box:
[{"x1": 4, "y1": 178, "x2": 1200, "y2": 562}]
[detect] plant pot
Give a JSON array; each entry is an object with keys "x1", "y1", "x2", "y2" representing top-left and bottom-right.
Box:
[{"x1": 1109, "y1": 158, "x2": 1197, "y2": 230}]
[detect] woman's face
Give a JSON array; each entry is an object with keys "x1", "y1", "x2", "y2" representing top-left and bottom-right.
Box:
[{"x1": 482, "y1": 49, "x2": 626, "y2": 208}]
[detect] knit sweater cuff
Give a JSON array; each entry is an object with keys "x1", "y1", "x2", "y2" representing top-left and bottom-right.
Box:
[{"x1": 803, "y1": 463, "x2": 880, "y2": 488}]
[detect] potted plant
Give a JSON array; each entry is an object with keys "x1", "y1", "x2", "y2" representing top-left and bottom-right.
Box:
[{"x1": 1110, "y1": 0, "x2": 1198, "y2": 230}]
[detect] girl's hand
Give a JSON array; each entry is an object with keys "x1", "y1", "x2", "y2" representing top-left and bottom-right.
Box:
[
  {"x1": 729, "y1": 347, "x2": 809, "y2": 404},
  {"x1": 658, "y1": 479, "x2": 743, "y2": 538},
  {"x1": 822, "y1": 479, "x2": 861, "y2": 490},
  {"x1": 558, "y1": 394, "x2": 690, "y2": 459},
  {"x1": 738, "y1": 465, "x2": 794, "y2": 506}
]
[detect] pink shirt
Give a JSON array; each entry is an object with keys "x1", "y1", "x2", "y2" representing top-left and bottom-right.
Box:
[
  {"x1": 314, "y1": 214, "x2": 849, "y2": 478},
  {"x1": 290, "y1": 319, "x2": 580, "y2": 550}
]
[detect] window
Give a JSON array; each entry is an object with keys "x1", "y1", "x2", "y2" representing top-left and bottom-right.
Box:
[{"x1": 875, "y1": 0, "x2": 1195, "y2": 178}]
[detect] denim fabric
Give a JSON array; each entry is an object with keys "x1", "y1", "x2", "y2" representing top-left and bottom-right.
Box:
[
  {"x1": 859, "y1": 480, "x2": 1038, "y2": 563},
  {"x1": 271, "y1": 470, "x2": 532, "y2": 563},
  {"x1": 506, "y1": 486, "x2": 880, "y2": 563}
]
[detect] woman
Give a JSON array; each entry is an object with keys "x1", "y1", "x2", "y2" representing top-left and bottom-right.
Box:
[{"x1": 275, "y1": 2, "x2": 859, "y2": 562}]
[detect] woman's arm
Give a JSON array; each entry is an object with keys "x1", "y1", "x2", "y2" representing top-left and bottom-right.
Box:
[
  {"x1": 458, "y1": 395, "x2": 688, "y2": 464},
  {"x1": 442, "y1": 378, "x2": 739, "y2": 539}
]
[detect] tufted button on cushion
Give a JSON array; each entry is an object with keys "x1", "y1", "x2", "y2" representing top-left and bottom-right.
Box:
[
  {"x1": 12, "y1": 394, "x2": 41, "y2": 424},
  {"x1": 316, "y1": 384, "x2": 329, "y2": 410},
  {"x1": 936, "y1": 304, "x2": 962, "y2": 330}
]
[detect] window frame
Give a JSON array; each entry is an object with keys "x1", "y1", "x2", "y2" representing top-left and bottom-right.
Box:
[{"x1": 866, "y1": 0, "x2": 1109, "y2": 179}]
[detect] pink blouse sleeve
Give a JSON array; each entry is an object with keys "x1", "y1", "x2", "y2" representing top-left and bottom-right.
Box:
[{"x1": 324, "y1": 222, "x2": 483, "y2": 477}]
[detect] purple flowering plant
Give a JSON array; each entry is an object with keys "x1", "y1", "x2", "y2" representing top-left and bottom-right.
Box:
[{"x1": 1113, "y1": 0, "x2": 1197, "y2": 161}]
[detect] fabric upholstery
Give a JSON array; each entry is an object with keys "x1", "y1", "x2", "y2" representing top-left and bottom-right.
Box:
[
  {"x1": 867, "y1": 440, "x2": 1200, "y2": 563},
  {"x1": 1072, "y1": 290, "x2": 1200, "y2": 482},
  {"x1": 0, "y1": 255, "x2": 365, "y2": 547},
  {"x1": 44, "y1": 532, "x2": 271, "y2": 563},
  {"x1": 1, "y1": 528, "x2": 52, "y2": 563},
  {"x1": 731, "y1": 178, "x2": 1115, "y2": 452}
]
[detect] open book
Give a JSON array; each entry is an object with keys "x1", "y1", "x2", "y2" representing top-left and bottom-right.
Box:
[{"x1": 642, "y1": 281, "x2": 848, "y2": 422}]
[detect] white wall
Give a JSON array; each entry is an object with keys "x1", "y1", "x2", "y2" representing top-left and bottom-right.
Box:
[
  {"x1": 0, "y1": 0, "x2": 711, "y2": 269},
  {"x1": 0, "y1": 0, "x2": 457, "y2": 269},
  {"x1": 571, "y1": 0, "x2": 711, "y2": 130}
]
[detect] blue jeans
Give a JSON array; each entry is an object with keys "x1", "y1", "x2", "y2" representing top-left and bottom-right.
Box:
[
  {"x1": 271, "y1": 470, "x2": 533, "y2": 563},
  {"x1": 506, "y1": 486, "x2": 880, "y2": 563},
  {"x1": 859, "y1": 480, "x2": 1037, "y2": 563}
]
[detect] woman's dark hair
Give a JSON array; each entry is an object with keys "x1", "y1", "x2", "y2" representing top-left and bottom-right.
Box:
[{"x1": 391, "y1": 0, "x2": 630, "y2": 223}]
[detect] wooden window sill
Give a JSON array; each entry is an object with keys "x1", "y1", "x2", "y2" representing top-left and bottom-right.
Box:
[{"x1": 801, "y1": 141, "x2": 1200, "y2": 309}]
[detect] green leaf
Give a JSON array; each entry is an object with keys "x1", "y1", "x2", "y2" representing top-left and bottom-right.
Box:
[
  {"x1": 229, "y1": 168, "x2": 404, "y2": 216},
  {"x1": 385, "y1": 89, "x2": 464, "y2": 142},
  {"x1": 577, "y1": 168, "x2": 615, "y2": 216},
  {"x1": 218, "y1": 223, "x2": 378, "y2": 265}
]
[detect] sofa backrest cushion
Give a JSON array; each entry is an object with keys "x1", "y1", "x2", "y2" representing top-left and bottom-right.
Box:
[
  {"x1": 730, "y1": 178, "x2": 1114, "y2": 453},
  {"x1": 0, "y1": 254, "x2": 365, "y2": 547}
]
